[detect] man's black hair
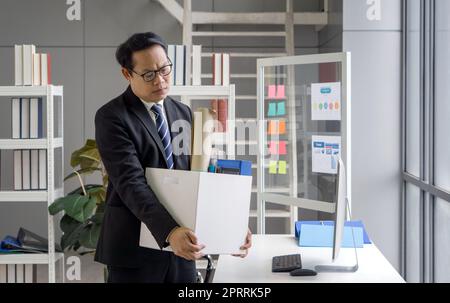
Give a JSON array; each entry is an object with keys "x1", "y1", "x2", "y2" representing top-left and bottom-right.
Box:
[{"x1": 115, "y1": 32, "x2": 168, "y2": 71}]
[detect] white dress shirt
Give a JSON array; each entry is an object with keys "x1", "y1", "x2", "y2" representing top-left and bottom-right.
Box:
[{"x1": 140, "y1": 98, "x2": 167, "y2": 125}]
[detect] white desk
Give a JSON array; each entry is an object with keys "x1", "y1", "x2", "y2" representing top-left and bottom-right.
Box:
[{"x1": 213, "y1": 235, "x2": 405, "y2": 283}]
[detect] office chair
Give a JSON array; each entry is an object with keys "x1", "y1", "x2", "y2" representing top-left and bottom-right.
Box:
[{"x1": 196, "y1": 255, "x2": 214, "y2": 283}]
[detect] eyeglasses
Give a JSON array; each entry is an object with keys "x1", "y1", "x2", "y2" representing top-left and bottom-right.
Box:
[{"x1": 131, "y1": 59, "x2": 173, "y2": 82}]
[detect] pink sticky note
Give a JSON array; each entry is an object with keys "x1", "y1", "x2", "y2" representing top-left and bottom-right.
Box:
[
  {"x1": 276, "y1": 85, "x2": 285, "y2": 99},
  {"x1": 268, "y1": 85, "x2": 276, "y2": 98},
  {"x1": 279, "y1": 141, "x2": 287, "y2": 155},
  {"x1": 268, "y1": 141, "x2": 278, "y2": 155}
]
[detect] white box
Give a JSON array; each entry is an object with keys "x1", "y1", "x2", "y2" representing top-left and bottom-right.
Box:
[{"x1": 140, "y1": 168, "x2": 252, "y2": 255}]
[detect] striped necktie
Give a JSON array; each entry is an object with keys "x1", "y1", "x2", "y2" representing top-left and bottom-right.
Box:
[{"x1": 151, "y1": 103, "x2": 174, "y2": 169}]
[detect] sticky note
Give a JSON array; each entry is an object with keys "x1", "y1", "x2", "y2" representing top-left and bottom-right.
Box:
[
  {"x1": 267, "y1": 121, "x2": 277, "y2": 135},
  {"x1": 269, "y1": 161, "x2": 277, "y2": 174},
  {"x1": 267, "y1": 120, "x2": 286, "y2": 135},
  {"x1": 278, "y1": 161, "x2": 287, "y2": 174},
  {"x1": 277, "y1": 101, "x2": 286, "y2": 115},
  {"x1": 279, "y1": 141, "x2": 287, "y2": 155},
  {"x1": 268, "y1": 141, "x2": 278, "y2": 155},
  {"x1": 279, "y1": 121, "x2": 286, "y2": 134},
  {"x1": 276, "y1": 85, "x2": 285, "y2": 99},
  {"x1": 267, "y1": 103, "x2": 277, "y2": 117},
  {"x1": 268, "y1": 85, "x2": 276, "y2": 98}
]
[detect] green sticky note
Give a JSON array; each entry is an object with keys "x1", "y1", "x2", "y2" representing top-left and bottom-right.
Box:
[
  {"x1": 277, "y1": 101, "x2": 286, "y2": 116},
  {"x1": 269, "y1": 161, "x2": 277, "y2": 174},
  {"x1": 278, "y1": 161, "x2": 287, "y2": 174},
  {"x1": 267, "y1": 103, "x2": 277, "y2": 117}
]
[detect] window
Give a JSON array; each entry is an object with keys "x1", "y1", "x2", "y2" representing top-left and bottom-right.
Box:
[{"x1": 403, "y1": 0, "x2": 450, "y2": 283}]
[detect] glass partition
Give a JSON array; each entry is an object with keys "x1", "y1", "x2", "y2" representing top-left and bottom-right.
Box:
[{"x1": 256, "y1": 53, "x2": 351, "y2": 233}]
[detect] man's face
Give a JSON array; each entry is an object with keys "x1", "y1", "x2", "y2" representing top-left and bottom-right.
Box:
[{"x1": 122, "y1": 44, "x2": 171, "y2": 102}]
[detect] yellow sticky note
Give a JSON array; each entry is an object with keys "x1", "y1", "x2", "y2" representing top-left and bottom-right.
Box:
[
  {"x1": 278, "y1": 161, "x2": 287, "y2": 174},
  {"x1": 269, "y1": 161, "x2": 278, "y2": 174}
]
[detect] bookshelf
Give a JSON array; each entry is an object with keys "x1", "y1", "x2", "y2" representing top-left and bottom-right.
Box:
[
  {"x1": 170, "y1": 84, "x2": 238, "y2": 275},
  {"x1": 0, "y1": 85, "x2": 64, "y2": 283},
  {"x1": 169, "y1": 85, "x2": 236, "y2": 159}
]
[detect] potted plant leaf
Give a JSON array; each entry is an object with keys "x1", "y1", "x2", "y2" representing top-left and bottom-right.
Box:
[{"x1": 48, "y1": 139, "x2": 108, "y2": 281}]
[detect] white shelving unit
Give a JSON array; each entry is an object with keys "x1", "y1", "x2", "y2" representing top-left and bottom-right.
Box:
[
  {"x1": 169, "y1": 85, "x2": 235, "y2": 272},
  {"x1": 156, "y1": 0, "x2": 331, "y2": 236},
  {"x1": 169, "y1": 85, "x2": 236, "y2": 159},
  {"x1": 0, "y1": 85, "x2": 65, "y2": 283}
]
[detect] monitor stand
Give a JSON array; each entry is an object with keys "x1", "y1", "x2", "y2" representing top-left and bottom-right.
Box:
[
  {"x1": 315, "y1": 263, "x2": 359, "y2": 273},
  {"x1": 315, "y1": 199, "x2": 359, "y2": 273}
]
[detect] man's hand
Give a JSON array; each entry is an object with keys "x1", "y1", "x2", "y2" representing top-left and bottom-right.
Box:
[
  {"x1": 232, "y1": 229, "x2": 252, "y2": 258},
  {"x1": 168, "y1": 227, "x2": 205, "y2": 261}
]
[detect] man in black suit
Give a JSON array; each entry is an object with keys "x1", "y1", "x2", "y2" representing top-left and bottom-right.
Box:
[{"x1": 94, "y1": 32, "x2": 251, "y2": 283}]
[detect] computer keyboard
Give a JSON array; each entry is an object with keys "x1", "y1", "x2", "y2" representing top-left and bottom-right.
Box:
[{"x1": 272, "y1": 254, "x2": 302, "y2": 273}]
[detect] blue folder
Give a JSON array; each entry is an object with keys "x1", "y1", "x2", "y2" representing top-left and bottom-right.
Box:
[
  {"x1": 0, "y1": 235, "x2": 22, "y2": 253},
  {"x1": 299, "y1": 224, "x2": 364, "y2": 248},
  {"x1": 295, "y1": 220, "x2": 371, "y2": 244}
]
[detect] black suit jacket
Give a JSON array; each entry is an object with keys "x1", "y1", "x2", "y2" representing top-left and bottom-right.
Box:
[{"x1": 94, "y1": 86, "x2": 192, "y2": 268}]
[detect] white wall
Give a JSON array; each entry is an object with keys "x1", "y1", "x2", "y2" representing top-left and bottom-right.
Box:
[{"x1": 342, "y1": 0, "x2": 402, "y2": 271}]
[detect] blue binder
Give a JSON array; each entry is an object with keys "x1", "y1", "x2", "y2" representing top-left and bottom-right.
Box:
[
  {"x1": 295, "y1": 220, "x2": 371, "y2": 244},
  {"x1": 299, "y1": 224, "x2": 364, "y2": 248}
]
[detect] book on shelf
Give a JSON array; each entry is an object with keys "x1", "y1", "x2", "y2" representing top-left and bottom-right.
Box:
[
  {"x1": 10, "y1": 91, "x2": 47, "y2": 192},
  {"x1": 212, "y1": 53, "x2": 230, "y2": 86},
  {"x1": 29, "y1": 98, "x2": 43, "y2": 138},
  {"x1": 168, "y1": 45, "x2": 176, "y2": 85},
  {"x1": 13, "y1": 149, "x2": 47, "y2": 191},
  {"x1": 14, "y1": 45, "x2": 23, "y2": 86},
  {"x1": 217, "y1": 99, "x2": 228, "y2": 132},
  {"x1": 13, "y1": 150, "x2": 22, "y2": 191},
  {"x1": 30, "y1": 150, "x2": 39, "y2": 190},
  {"x1": 38, "y1": 149, "x2": 47, "y2": 190},
  {"x1": 21, "y1": 150, "x2": 31, "y2": 190},
  {"x1": 192, "y1": 45, "x2": 202, "y2": 86},
  {"x1": 175, "y1": 45, "x2": 186, "y2": 86},
  {"x1": 221, "y1": 53, "x2": 230, "y2": 86},
  {"x1": 191, "y1": 108, "x2": 214, "y2": 172},
  {"x1": 32, "y1": 53, "x2": 41, "y2": 86},
  {"x1": 12, "y1": 97, "x2": 43, "y2": 139},
  {"x1": 14, "y1": 44, "x2": 52, "y2": 86},
  {"x1": 20, "y1": 98, "x2": 30, "y2": 138},
  {"x1": 210, "y1": 99, "x2": 228, "y2": 133},
  {"x1": 212, "y1": 53, "x2": 222, "y2": 86},
  {"x1": 22, "y1": 45, "x2": 35, "y2": 86},
  {"x1": 0, "y1": 227, "x2": 62, "y2": 254},
  {"x1": 184, "y1": 45, "x2": 190, "y2": 85},
  {"x1": 40, "y1": 53, "x2": 51, "y2": 85},
  {"x1": 167, "y1": 44, "x2": 202, "y2": 86},
  {"x1": 11, "y1": 98, "x2": 21, "y2": 139}
]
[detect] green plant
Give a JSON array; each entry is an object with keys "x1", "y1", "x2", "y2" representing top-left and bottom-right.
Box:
[{"x1": 48, "y1": 139, "x2": 108, "y2": 254}]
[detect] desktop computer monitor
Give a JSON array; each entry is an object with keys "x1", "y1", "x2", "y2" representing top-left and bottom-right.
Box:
[
  {"x1": 315, "y1": 157, "x2": 358, "y2": 272},
  {"x1": 332, "y1": 157, "x2": 347, "y2": 261},
  {"x1": 271, "y1": 157, "x2": 358, "y2": 274}
]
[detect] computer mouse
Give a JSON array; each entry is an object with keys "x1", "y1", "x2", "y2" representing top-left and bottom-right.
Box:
[{"x1": 289, "y1": 268, "x2": 317, "y2": 276}]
